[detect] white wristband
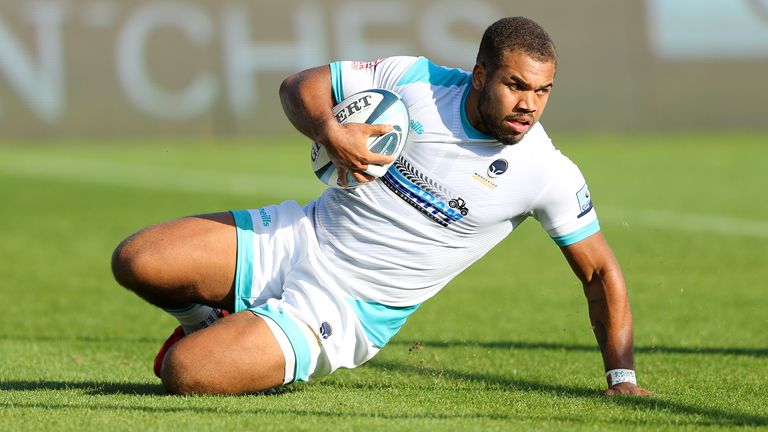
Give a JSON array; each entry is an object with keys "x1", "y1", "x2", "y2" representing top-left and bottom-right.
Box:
[{"x1": 606, "y1": 369, "x2": 636, "y2": 386}]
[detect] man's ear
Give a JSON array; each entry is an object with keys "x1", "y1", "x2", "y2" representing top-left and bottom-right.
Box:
[{"x1": 472, "y1": 63, "x2": 486, "y2": 90}]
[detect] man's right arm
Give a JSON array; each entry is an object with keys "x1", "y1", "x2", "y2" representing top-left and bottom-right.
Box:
[
  {"x1": 279, "y1": 66, "x2": 337, "y2": 141},
  {"x1": 279, "y1": 66, "x2": 393, "y2": 186}
]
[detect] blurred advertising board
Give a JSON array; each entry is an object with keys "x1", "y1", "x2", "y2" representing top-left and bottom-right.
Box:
[{"x1": 0, "y1": 1, "x2": 766, "y2": 138}]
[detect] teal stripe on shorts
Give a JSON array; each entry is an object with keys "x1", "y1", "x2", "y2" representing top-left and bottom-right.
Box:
[
  {"x1": 249, "y1": 304, "x2": 312, "y2": 382},
  {"x1": 348, "y1": 299, "x2": 420, "y2": 349},
  {"x1": 231, "y1": 210, "x2": 254, "y2": 311}
]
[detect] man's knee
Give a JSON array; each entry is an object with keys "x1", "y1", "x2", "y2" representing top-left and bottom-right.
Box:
[
  {"x1": 161, "y1": 339, "x2": 231, "y2": 395},
  {"x1": 161, "y1": 344, "x2": 203, "y2": 395},
  {"x1": 111, "y1": 230, "x2": 162, "y2": 294}
]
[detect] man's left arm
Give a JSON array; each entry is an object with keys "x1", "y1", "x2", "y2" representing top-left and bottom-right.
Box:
[{"x1": 560, "y1": 232, "x2": 652, "y2": 396}]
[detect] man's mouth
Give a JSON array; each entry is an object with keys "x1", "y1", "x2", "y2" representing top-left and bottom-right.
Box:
[{"x1": 506, "y1": 116, "x2": 533, "y2": 134}]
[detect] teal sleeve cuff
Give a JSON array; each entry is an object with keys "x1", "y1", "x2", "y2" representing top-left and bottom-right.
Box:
[
  {"x1": 552, "y1": 219, "x2": 601, "y2": 246},
  {"x1": 330, "y1": 61, "x2": 344, "y2": 104}
]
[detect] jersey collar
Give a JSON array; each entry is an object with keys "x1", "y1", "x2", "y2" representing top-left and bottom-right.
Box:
[{"x1": 460, "y1": 84, "x2": 494, "y2": 140}]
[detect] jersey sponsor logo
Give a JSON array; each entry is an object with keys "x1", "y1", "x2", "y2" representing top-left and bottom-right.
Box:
[
  {"x1": 487, "y1": 159, "x2": 509, "y2": 177},
  {"x1": 576, "y1": 184, "x2": 593, "y2": 218},
  {"x1": 448, "y1": 198, "x2": 469, "y2": 216},
  {"x1": 382, "y1": 157, "x2": 467, "y2": 227},
  {"x1": 351, "y1": 59, "x2": 385, "y2": 70}
]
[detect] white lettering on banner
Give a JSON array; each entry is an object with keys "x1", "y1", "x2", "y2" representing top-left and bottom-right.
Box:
[
  {"x1": 334, "y1": 2, "x2": 409, "y2": 59},
  {"x1": 0, "y1": 0, "x2": 495, "y2": 126},
  {"x1": 0, "y1": 1, "x2": 66, "y2": 123},
  {"x1": 116, "y1": 1, "x2": 216, "y2": 119},
  {"x1": 419, "y1": 1, "x2": 498, "y2": 64},
  {"x1": 222, "y1": 2, "x2": 327, "y2": 118}
]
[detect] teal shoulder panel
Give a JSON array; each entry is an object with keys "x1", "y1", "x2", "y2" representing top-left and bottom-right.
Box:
[{"x1": 397, "y1": 57, "x2": 470, "y2": 87}]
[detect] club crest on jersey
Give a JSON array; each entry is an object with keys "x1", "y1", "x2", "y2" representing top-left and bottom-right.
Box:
[
  {"x1": 576, "y1": 184, "x2": 593, "y2": 218},
  {"x1": 319, "y1": 322, "x2": 333, "y2": 339},
  {"x1": 487, "y1": 159, "x2": 509, "y2": 178}
]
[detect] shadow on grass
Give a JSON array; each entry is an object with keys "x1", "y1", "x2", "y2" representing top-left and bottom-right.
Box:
[
  {"x1": 0, "y1": 334, "x2": 160, "y2": 344},
  {"x1": 3, "y1": 374, "x2": 765, "y2": 427},
  {"x1": 9, "y1": 334, "x2": 762, "y2": 357},
  {"x1": 0, "y1": 379, "x2": 298, "y2": 398},
  {"x1": 2, "y1": 338, "x2": 765, "y2": 426},
  {"x1": 389, "y1": 339, "x2": 768, "y2": 358},
  {"x1": 366, "y1": 359, "x2": 768, "y2": 427},
  {"x1": 0, "y1": 380, "x2": 165, "y2": 396}
]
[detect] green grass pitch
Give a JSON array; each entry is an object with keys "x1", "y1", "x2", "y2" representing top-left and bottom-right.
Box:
[{"x1": 0, "y1": 133, "x2": 766, "y2": 431}]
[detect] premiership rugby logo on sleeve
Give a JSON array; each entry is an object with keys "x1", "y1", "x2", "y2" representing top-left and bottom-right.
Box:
[
  {"x1": 352, "y1": 59, "x2": 385, "y2": 70},
  {"x1": 576, "y1": 184, "x2": 593, "y2": 218}
]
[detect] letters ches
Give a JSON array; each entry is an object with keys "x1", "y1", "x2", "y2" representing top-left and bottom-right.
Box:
[{"x1": 0, "y1": 1, "x2": 499, "y2": 134}]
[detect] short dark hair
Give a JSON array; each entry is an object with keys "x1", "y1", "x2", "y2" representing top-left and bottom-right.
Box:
[{"x1": 476, "y1": 17, "x2": 557, "y2": 74}]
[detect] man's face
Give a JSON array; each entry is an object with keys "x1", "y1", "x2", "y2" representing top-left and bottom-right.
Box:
[{"x1": 474, "y1": 50, "x2": 556, "y2": 144}]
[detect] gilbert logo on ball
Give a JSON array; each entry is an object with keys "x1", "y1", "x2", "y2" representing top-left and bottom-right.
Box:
[{"x1": 311, "y1": 89, "x2": 410, "y2": 188}]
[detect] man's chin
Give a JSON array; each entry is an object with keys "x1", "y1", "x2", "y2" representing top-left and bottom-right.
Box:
[
  {"x1": 495, "y1": 123, "x2": 537, "y2": 145},
  {"x1": 496, "y1": 132, "x2": 526, "y2": 145}
]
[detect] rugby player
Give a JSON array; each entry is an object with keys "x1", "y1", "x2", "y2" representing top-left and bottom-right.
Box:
[{"x1": 111, "y1": 16, "x2": 652, "y2": 396}]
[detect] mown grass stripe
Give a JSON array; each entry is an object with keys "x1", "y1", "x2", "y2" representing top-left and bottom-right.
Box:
[{"x1": 1, "y1": 152, "x2": 765, "y2": 239}]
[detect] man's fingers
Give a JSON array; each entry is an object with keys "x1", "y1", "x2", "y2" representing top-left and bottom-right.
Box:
[
  {"x1": 366, "y1": 152, "x2": 395, "y2": 167},
  {"x1": 336, "y1": 168, "x2": 350, "y2": 188},
  {"x1": 336, "y1": 168, "x2": 374, "y2": 188},
  {"x1": 352, "y1": 171, "x2": 374, "y2": 183},
  {"x1": 368, "y1": 123, "x2": 393, "y2": 136}
]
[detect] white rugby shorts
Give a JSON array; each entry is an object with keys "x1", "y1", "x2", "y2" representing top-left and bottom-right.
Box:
[{"x1": 230, "y1": 200, "x2": 419, "y2": 385}]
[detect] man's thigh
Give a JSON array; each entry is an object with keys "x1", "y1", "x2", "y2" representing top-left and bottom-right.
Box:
[
  {"x1": 161, "y1": 311, "x2": 285, "y2": 395},
  {"x1": 113, "y1": 212, "x2": 237, "y2": 309}
]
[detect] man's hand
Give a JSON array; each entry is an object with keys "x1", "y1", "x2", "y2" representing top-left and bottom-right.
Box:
[
  {"x1": 604, "y1": 382, "x2": 653, "y2": 396},
  {"x1": 279, "y1": 65, "x2": 393, "y2": 188},
  {"x1": 319, "y1": 122, "x2": 394, "y2": 188}
]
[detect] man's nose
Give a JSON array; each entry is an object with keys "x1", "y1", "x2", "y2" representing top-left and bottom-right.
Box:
[{"x1": 516, "y1": 91, "x2": 536, "y2": 113}]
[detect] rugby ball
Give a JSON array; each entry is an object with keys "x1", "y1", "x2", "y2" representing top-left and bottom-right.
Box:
[{"x1": 311, "y1": 89, "x2": 410, "y2": 188}]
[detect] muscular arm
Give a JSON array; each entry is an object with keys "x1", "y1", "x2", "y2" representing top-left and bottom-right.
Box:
[
  {"x1": 560, "y1": 232, "x2": 652, "y2": 395},
  {"x1": 278, "y1": 66, "x2": 393, "y2": 186}
]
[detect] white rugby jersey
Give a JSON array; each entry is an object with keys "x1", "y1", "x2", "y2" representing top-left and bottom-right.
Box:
[{"x1": 311, "y1": 56, "x2": 600, "y2": 306}]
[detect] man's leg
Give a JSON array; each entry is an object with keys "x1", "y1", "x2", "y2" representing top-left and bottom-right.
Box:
[
  {"x1": 111, "y1": 212, "x2": 238, "y2": 310},
  {"x1": 162, "y1": 311, "x2": 286, "y2": 395},
  {"x1": 111, "y1": 212, "x2": 285, "y2": 394}
]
